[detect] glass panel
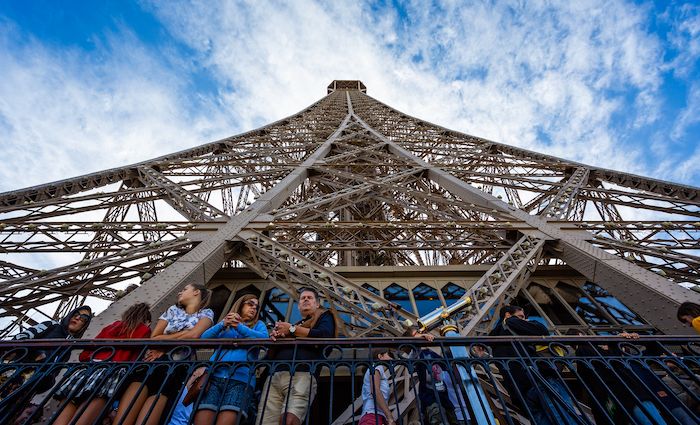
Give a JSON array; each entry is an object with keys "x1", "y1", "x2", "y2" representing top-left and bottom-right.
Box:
[
  {"x1": 441, "y1": 282, "x2": 466, "y2": 303},
  {"x1": 289, "y1": 301, "x2": 303, "y2": 325},
  {"x1": 384, "y1": 283, "x2": 414, "y2": 314},
  {"x1": 261, "y1": 288, "x2": 289, "y2": 324},
  {"x1": 527, "y1": 283, "x2": 578, "y2": 325},
  {"x1": 412, "y1": 283, "x2": 443, "y2": 316},
  {"x1": 583, "y1": 282, "x2": 646, "y2": 325},
  {"x1": 555, "y1": 283, "x2": 612, "y2": 326},
  {"x1": 362, "y1": 283, "x2": 380, "y2": 296}
]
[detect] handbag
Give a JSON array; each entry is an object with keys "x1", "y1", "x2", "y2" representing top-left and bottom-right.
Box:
[{"x1": 182, "y1": 367, "x2": 209, "y2": 406}]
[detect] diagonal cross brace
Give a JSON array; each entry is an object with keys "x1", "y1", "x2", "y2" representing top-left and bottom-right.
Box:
[
  {"x1": 138, "y1": 166, "x2": 228, "y2": 221},
  {"x1": 540, "y1": 167, "x2": 590, "y2": 219},
  {"x1": 416, "y1": 235, "x2": 545, "y2": 335},
  {"x1": 234, "y1": 230, "x2": 415, "y2": 336}
]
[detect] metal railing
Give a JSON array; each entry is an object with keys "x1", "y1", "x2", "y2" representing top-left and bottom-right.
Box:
[{"x1": 1, "y1": 336, "x2": 699, "y2": 425}]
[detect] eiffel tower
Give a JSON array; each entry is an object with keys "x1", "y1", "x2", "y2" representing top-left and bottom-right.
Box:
[{"x1": 1, "y1": 80, "x2": 699, "y2": 339}]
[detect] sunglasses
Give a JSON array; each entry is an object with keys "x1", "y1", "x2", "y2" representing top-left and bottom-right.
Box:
[
  {"x1": 73, "y1": 313, "x2": 91, "y2": 322},
  {"x1": 243, "y1": 301, "x2": 259, "y2": 309}
]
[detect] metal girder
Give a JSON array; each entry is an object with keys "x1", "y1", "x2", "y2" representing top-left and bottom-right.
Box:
[
  {"x1": 234, "y1": 230, "x2": 414, "y2": 336},
  {"x1": 348, "y1": 101, "x2": 700, "y2": 334},
  {"x1": 84, "y1": 92, "x2": 354, "y2": 336},
  {"x1": 415, "y1": 235, "x2": 545, "y2": 335},
  {"x1": 539, "y1": 167, "x2": 590, "y2": 219},
  {"x1": 354, "y1": 91, "x2": 699, "y2": 204},
  {"x1": 138, "y1": 166, "x2": 228, "y2": 221},
  {"x1": 4, "y1": 82, "x2": 700, "y2": 339}
]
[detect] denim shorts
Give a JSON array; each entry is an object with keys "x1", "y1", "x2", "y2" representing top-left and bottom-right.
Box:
[{"x1": 198, "y1": 376, "x2": 252, "y2": 414}]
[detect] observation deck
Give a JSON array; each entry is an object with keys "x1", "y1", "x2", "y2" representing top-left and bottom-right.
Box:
[{"x1": 327, "y1": 80, "x2": 367, "y2": 94}]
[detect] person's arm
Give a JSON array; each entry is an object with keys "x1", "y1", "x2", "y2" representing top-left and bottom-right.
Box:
[
  {"x1": 12, "y1": 321, "x2": 55, "y2": 340},
  {"x1": 372, "y1": 367, "x2": 395, "y2": 425},
  {"x1": 201, "y1": 321, "x2": 228, "y2": 339},
  {"x1": 236, "y1": 321, "x2": 269, "y2": 339},
  {"x1": 153, "y1": 317, "x2": 213, "y2": 339},
  {"x1": 505, "y1": 317, "x2": 548, "y2": 336},
  {"x1": 300, "y1": 312, "x2": 334, "y2": 338}
]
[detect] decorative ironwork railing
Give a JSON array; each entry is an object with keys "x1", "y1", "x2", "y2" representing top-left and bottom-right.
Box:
[{"x1": 1, "y1": 336, "x2": 698, "y2": 425}]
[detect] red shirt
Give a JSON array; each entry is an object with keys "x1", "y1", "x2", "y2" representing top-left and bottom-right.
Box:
[{"x1": 79, "y1": 321, "x2": 151, "y2": 362}]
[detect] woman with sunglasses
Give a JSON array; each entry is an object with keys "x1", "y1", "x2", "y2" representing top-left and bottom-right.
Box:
[{"x1": 194, "y1": 294, "x2": 268, "y2": 425}]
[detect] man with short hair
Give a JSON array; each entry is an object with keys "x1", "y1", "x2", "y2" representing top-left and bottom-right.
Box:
[{"x1": 257, "y1": 288, "x2": 336, "y2": 425}]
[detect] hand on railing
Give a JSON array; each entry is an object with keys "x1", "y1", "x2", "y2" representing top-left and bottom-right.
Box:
[{"x1": 143, "y1": 349, "x2": 164, "y2": 361}]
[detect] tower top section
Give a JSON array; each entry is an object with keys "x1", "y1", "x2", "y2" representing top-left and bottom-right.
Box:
[{"x1": 327, "y1": 80, "x2": 367, "y2": 94}]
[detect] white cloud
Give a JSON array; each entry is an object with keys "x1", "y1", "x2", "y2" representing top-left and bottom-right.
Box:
[
  {"x1": 144, "y1": 0, "x2": 666, "y2": 178},
  {"x1": 0, "y1": 20, "x2": 233, "y2": 192},
  {"x1": 0, "y1": 0, "x2": 695, "y2": 195}
]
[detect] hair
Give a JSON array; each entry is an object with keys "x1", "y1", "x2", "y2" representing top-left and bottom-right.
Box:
[
  {"x1": 229, "y1": 294, "x2": 261, "y2": 327},
  {"x1": 121, "y1": 303, "x2": 152, "y2": 335},
  {"x1": 180, "y1": 283, "x2": 211, "y2": 311},
  {"x1": 499, "y1": 304, "x2": 524, "y2": 320},
  {"x1": 402, "y1": 325, "x2": 419, "y2": 337},
  {"x1": 371, "y1": 347, "x2": 393, "y2": 360},
  {"x1": 298, "y1": 287, "x2": 319, "y2": 301},
  {"x1": 677, "y1": 302, "x2": 700, "y2": 323}
]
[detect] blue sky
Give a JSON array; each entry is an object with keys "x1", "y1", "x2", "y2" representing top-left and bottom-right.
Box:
[{"x1": 0, "y1": 0, "x2": 699, "y2": 192}]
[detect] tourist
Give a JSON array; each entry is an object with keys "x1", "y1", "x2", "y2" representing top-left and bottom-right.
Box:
[
  {"x1": 53, "y1": 303, "x2": 151, "y2": 425},
  {"x1": 114, "y1": 283, "x2": 213, "y2": 425},
  {"x1": 256, "y1": 287, "x2": 336, "y2": 425},
  {"x1": 193, "y1": 294, "x2": 268, "y2": 425},
  {"x1": 358, "y1": 348, "x2": 396, "y2": 425},
  {"x1": 489, "y1": 305, "x2": 580, "y2": 425},
  {"x1": 0, "y1": 306, "x2": 93, "y2": 423},
  {"x1": 677, "y1": 302, "x2": 700, "y2": 334}
]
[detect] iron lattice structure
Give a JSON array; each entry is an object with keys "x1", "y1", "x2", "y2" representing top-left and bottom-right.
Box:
[{"x1": 1, "y1": 80, "x2": 699, "y2": 338}]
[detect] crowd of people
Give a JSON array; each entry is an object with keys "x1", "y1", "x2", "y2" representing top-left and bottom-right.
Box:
[{"x1": 1, "y1": 290, "x2": 699, "y2": 425}]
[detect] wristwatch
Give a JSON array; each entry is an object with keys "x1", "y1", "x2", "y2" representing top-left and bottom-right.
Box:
[{"x1": 288, "y1": 325, "x2": 297, "y2": 336}]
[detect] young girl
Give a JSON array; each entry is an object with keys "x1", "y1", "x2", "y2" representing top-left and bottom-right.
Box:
[
  {"x1": 359, "y1": 348, "x2": 396, "y2": 425},
  {"x1": 53, "y1": 303, "x2": 151, "y2": 425},
  {"x1": 115, "y1": 283, "x2": 214, "y2": 425},
  {"x1": 194, "y1": 294, "x2": 268, "y2": 425}
]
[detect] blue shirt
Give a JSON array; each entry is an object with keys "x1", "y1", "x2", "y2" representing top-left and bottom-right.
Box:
[{"x1": 200, "y1": 320, "x2": 268, "y2": 385}]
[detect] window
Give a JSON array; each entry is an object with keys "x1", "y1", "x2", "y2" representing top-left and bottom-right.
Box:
[
  {"x1": 362, "y1": 283, "x2": 380, "y2": 296},
  {"x1": 555, "y1": 283, "x2": 611, "y2": 326},
  {"x1": 583, "y1": 282, "x2": 646, "y2": 325},
  {"x1": 261, "y1": 288, "x2": 289, "y2": 323},
  {"x1": 384, "y1": 283, "x2": 414, "y2": 314},
  {"x1": 441, "y1": 282, "x2": 466, "y2": 304},
  {"x1": 527, "y1": 283, "x2": 578, "y2": 325},
  {"x1": 412, "y1": 283, "x2": 442, "y2": 316}
]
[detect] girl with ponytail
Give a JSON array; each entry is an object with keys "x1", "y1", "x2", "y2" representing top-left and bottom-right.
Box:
[{"x1": 115, "y1": 283, "x2": 214, "y2": 425}]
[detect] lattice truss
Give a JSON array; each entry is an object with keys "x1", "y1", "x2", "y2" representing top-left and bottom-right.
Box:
[{"x1": 1, "y1": 81, "x2": 699, "y2": 338}]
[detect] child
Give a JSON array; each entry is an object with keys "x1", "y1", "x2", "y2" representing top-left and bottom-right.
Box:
[
  {"x1": 53, "y1": 303, "x2": 151, "y2": 425},
  {"x1": 359, "y1": 348, "x2": 396, "y2": 425}
]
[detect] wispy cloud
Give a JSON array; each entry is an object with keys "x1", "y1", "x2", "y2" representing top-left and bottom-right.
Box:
[
  {"x1": 147, "y1": 0, "x2": 666, "y2": 176},
  {"x1": 0, "y1": 0, "x2": 698, "y2": 194},
  {"x1": 0, "y1": 19, "x2": 232, "y2": 191}
]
